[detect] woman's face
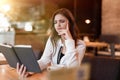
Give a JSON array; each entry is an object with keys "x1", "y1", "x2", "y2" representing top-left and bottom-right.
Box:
[{"x1": 54, "y1": 14, "x2": 68, "y2": 35}]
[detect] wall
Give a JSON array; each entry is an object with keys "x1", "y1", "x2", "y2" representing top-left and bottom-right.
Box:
[{"x1": 102, "y1": 0, "x2": 120, "y2": 35}]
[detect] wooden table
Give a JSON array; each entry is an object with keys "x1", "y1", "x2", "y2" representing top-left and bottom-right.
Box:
[
  {"x1": 85, "y1": 42, "x2": 120, "y2": 57},
  {"x1": 85, "y1": 41, "x2": 120, "y2": 49},
  {"x1": 85, "y1": 42, "x2": 108, "y2": 48},
  {"x1": 85, "y1": 42, "x2": 109, "y2": 56},
  {"x1": 0, "y1": 64, "x2": 47, "y2": 80}
]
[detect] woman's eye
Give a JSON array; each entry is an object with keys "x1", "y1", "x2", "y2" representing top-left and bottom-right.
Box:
[
  {"x1": 60, "y1": 20, "x2": 65, "y2": 23},
  {"x1": 53, "y1": 20, "x2": 65, "y2": 24}
]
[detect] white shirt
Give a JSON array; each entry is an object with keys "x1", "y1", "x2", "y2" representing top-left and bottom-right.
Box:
[{"x1": 38, "y1": 37, "x2": 86, "y2": 70}]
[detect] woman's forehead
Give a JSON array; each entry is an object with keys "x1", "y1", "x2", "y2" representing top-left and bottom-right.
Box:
[{"x1": 54, "y1": 14, "x2": 67, "y2": 20}]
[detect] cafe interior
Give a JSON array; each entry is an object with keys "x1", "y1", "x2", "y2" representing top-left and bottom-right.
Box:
[{"x1": 0, "y1": 0, "x2": 120, "y2": 80}]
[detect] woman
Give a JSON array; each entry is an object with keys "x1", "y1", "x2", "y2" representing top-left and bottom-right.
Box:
[{"x1": 17, "y1": 8, "x2": 86, "y2": 78}]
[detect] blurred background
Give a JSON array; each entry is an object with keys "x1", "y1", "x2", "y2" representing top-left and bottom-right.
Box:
[
  {"x1": 0, "y1": 0, "x2": 120, "y2": 42},
  {"x1": 0, "y1": 0, "x2": 103, "y2": 55},
  {"x1": 0, "y1": 0, "x2": 101, "y2": 40}
]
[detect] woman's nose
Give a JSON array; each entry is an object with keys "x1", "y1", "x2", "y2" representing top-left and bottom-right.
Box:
[{"x1": 56, "y1": 22, "x2": 61, "y2": 27}]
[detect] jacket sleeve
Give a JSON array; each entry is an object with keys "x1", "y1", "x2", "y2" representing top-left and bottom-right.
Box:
[
  {"x1": 37, "y1": 37, "x2": 53, "y2": 70},
  {"x1": 60, "y1": 39, "x2": 86, "y2": 68}
]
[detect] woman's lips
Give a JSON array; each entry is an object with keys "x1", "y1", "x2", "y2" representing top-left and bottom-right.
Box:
[{"x1": 57, "y1": 28, "x2": 63, "y2": 30}]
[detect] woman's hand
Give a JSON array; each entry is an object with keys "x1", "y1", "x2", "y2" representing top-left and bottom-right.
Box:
[
  {"x1": 58, "y1": 22, "x2": 73, "y2": 40},
  {"x1": 16, "y1": 63, "x2": 29, "y2": 79}
]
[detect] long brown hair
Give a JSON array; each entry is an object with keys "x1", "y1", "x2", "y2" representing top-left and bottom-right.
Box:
[{"x1": 50, "y1": 8, "x2": 80, "y2": 48}]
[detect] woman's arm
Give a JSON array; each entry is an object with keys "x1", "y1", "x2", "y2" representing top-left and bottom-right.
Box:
[
  {"x1": 37, "y1": 37, "x2": 53, "y2": 70},
  {"x1": 60, "y1": 39, "x2": 86, "y2": 67}
]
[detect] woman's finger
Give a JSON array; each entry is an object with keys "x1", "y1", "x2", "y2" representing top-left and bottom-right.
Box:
[
  {"x1": 66, "y1": 22, "x2": 69, "y2": 31},
  {"x1": 25, "y1": 72, "x2": 29, "y2": 77},
  {"x1": 16, "y1": 62, "x2": 19, "y2": 73},
  {"x1": 19, "y1": 64, "x2": 24, "y2": 75},
  {"x1": 21, "y1": 66, "x2": 27, "y2": 77}
]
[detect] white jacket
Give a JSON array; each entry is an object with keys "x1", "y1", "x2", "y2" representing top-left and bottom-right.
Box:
[{"x1": 38, "y1": 37, "x2": 86, "y2": 70}]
